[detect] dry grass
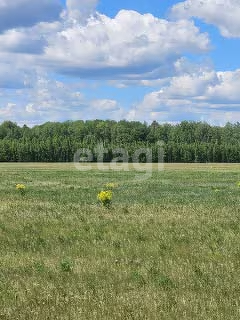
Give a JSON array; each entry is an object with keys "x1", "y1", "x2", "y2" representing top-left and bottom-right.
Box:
[{"x1": 0, "y1": 163, "x2": 239, "y2": 319}]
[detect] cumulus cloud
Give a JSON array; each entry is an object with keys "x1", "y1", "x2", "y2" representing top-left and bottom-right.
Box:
[
  {"x1": 0, "y1": 29, "x2": 46, "y2": 54},
  {"x1": 0, "y1": 0, "x2": 238, "y2": 126},
  {"x1": 127, "y1": 68, "x2": 240, "y2": 124},
  {"x1": 0, "y1": 20, "x2": 62, "y2": 55},
  {"x1": 0, "y1": 0, "x2": 62, "y2": 33},
  {"x1": 171, "y1": 0, "x2": 240, "y2": 38},
  {"x1": 42, "y1": 10, "x2": 209, "y2": 79},
  {"x1": 1, "y1": 68, "x2": 239, "y2": 126},
  {"x1": 205, "y1": 70, "x2": 240, "y2": 102},
  {"x1": 0, "y1": 21, "x2": 61, "y2": 89},
  {"x1": 0, "y1": 78, "x2": 124, "y2": 125},
  {"x1": 0, "y1": 8, "x2": 209, "y2": 81},
  {"x1": 65, "y1": 0, "x2": 99, "y2": 22}
]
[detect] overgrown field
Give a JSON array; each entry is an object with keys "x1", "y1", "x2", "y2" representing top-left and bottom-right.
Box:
[{"x1": 0, "y1": 163, "x2": 240, "y2": 319}]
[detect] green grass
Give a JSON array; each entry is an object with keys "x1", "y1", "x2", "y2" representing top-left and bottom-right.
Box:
[{"x1": 0, "y1": 163, "x2": 240, "y2": 319}]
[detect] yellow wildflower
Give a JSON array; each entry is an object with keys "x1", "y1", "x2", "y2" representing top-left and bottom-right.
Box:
[
  {"x1": 105, "y1": 182, "x2": 117, "y2": 189},
  {"x1": 97, "y1": 190, "x2": 113, "y2": 207},
  {"x1": 16, "y1": 184, "x2": 26, "y2": 190},
  {"x1": 16, "y1": 183, "x2": 26, "y2": 194}
]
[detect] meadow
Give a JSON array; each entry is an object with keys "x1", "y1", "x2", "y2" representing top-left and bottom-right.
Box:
[{"x1": 0, "y1": 162, "x2": 240, "y2": 319}]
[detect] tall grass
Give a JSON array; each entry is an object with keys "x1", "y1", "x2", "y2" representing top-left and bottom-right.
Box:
[{"x1": 0, "y1": 163, "x2": 239, "y2": 319}]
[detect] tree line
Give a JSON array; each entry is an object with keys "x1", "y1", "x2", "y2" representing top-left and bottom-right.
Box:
[{"x1": 0, "y1": 120, "x2": 239, "y2": 162}]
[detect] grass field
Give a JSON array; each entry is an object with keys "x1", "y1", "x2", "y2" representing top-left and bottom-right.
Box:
[{"x1": 0, "y1": 163, "x2": 240, "y2": 319}]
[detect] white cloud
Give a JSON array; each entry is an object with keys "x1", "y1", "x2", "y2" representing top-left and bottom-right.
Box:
[
  {"x1": 127, "y1": 68, "x2": 240, "y2": 124},
  {"x1": 1, "y1": 68, "x2": 239, "y2": 126},
  {"x1": 0, "y1": 8, "x2": 210, "y2": 82},
  {"x1": 0, "y1": 0, "x2": 62, "y2": 33},
  {"x1": 65, "y1": 0, "x2": 99, "y2": 22},
  {"x1": 107, "y1": 57, "x2": 214, "y2": 88},
  {"x1": 0, "y1": 62, "x2": 36, "y2": 88},
  {"x1": 0, "y1": 21, "x2": 61, "y2": 89},
  {"x1": 90, "y1": 99, "x2": 118, "y2": 111},
  {"x1": 0, "y1": 29, "x2": 46, "y2": 54},
  {"x1": 171, "y1": 0, "x2": 240, "y2": 38},
  {"x1": 0, "y1": 78, "x2": 124, "y2": 125},
  {"x1": 0, "y1": 1, "x2": 238, "y2": 126},
  {"x1": 205, "y1": 70, "x2": 240, "y2": 102},
  {"x1": 42, "y1": 10, "x2": 209, "y2": 79}
]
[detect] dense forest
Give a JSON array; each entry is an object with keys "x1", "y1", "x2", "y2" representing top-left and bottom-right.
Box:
[{"x1": 0, "y1": 120, "x2": 239, "y2": 162}]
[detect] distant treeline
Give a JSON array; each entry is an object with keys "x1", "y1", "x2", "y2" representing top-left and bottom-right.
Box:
[{"x1": 0, "y1": 120, "x2": 239, "y2": 162}]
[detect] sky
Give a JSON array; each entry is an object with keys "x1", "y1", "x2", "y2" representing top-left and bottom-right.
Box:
[{"x1": 0, "y1": 0, "x2": 240, "y2": 126}]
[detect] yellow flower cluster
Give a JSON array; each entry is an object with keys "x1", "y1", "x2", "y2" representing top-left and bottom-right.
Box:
[
  {"x1": 16, "y1": 184, "x2": 26, "y2": 190},
  {"x1": 16, "y1": 183, "x2": 26, "y2": 195},
  {"x1": 105, "y1": 182, "x2": 117, "y2": 189},
  {"x1": 237, "y1": 181, "x2": 240, "y2": 188},
  {"x1": 97, "y1": 190, "x2": 112, "y2": 203},
  {"x1": 97, "y1": 182, "x2": 117, "y2": 207}
]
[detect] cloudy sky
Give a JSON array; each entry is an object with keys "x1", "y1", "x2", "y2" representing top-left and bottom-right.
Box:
[{"x1": 0, "y1": 0, "x2": 240, "y2": 126}]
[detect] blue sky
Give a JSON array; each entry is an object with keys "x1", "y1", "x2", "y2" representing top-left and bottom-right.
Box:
[{"x1": 0, "y1": 0, "x2": 240, "y2": 126}]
